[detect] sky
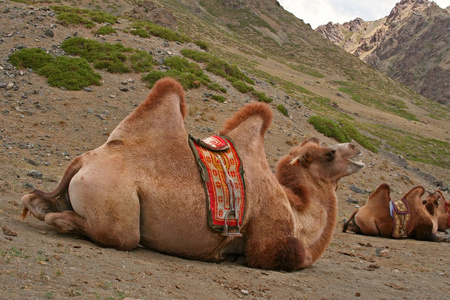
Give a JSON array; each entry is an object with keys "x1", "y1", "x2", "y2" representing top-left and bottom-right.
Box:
[{"x1": 277, "y1": 0, "x2": 450, "y2": 29}]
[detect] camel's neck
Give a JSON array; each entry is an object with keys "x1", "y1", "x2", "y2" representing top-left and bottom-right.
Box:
[{"x1": 286, "y1": 174, "x2": 339, "y2": 263}]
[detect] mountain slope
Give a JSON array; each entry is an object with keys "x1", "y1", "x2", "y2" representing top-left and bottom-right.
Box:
[{"x1": 316, "y1": 0, "x2": 450, "y2": 105}]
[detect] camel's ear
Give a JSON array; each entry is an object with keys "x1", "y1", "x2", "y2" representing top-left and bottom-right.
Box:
[
  {"x1": 436, "y1": 190, "x2": 445, "y2": 204},
  {"x1": 300, "y1": 137, "x2": 319, "y2": 147},
  {"x1": 289, "y1": 153, "x2": 312, "y2": 167}
]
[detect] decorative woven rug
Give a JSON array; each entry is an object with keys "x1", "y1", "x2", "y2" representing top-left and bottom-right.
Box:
[
  {"x1": 189, "y1": 134, "x2": 245, "y2": 233},
  {"x1": 390, "y1": 198, "x2": 411, "y2": 238}
]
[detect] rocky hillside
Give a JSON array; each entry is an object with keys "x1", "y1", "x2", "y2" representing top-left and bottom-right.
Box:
[
  {"x1": 316, "y1": 0, "x2": 450, "y2": 106},
  {"x1": 0, "y1": 0, "x2": 449, "y2": 183}
]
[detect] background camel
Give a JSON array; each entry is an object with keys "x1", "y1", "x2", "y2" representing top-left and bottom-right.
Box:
[
  {"x1": 342, "y1": 183, "x2": 441, "y2": 241},
  {"x1": 424, "y1": 190, "x2": 449, "y2": 232},
  {"x1": 21, "y1": 77, "x2": 364, "y2": 271}
]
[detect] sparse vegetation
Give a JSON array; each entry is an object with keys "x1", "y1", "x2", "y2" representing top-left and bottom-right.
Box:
[
  {"x1": 95, "y1": 25, "x2": 116, "y2": 35},
  {"x1": 194, "y1": 40, "x2": 209, "y2": 51},
  {"x1": 51, "y1": 5, "x2": 117, "y2": 28},
  {"x1": 61, "y1": 37, "x2": 154, "y2": 73},
  {"x1": 9, "y1": 48, "x2": 54, "y2": 70},
  {"x1": 210, "y1": 94, "x2": 226, "y2": 103},
  {"x1": 37, "y1": 56, "x2": 101, "y2": 90},
  {"x1": 131, "y1": 21, "x2": 190, "y2": 43},
  {"x1": 9, "y1": 47, "x2": 101, "y2": 90},
  {"x1": 253, "y1": 91, "x2": 272, "y2": 103},
  {"x1": 336, "y1": 81, "x2": 419, "y2": 121},
  {"x1": 277, "y1": 104, "x2": 289, "y2": 117},
  {"x1": 308, "y1": 115, "x2": 379, "y2": 153}
]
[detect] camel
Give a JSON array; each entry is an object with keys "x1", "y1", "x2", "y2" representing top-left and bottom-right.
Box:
[
  {"x1": 342, "y1": 183, "x2": 442, "y2": 241},
  {"x1": 21, "y1": 77, "x2": 364, "y2": 271},
  {"x1": 424, "y1": 190, "x2": 449, "y2": 232}
]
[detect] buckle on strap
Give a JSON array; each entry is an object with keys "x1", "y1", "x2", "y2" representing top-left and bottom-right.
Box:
[{"x1": 217, "y1": 155, "x2": 242, "y2": 237}]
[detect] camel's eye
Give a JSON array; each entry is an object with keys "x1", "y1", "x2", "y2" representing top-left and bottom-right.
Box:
[
  {"x1": 326, "y1": 150, "x2": 335, "y2": 161},
  {"x1": 422, "y1": 200, "x2": 427, "y2": 205}
]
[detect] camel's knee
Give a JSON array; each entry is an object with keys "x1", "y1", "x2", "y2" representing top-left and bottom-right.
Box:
[
  {"x1": 45, "y1": 211, "x2": 84, "y2": 233},
  {"x1": 246, "y1": 235, "x2": 309, "y2": 271},
  {"x1": 45, "y1": 211, "x2": 139, "y2": 250}
]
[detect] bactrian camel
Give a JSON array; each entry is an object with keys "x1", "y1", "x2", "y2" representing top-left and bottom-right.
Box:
[{"x1": 22, "y1": 77, "x2": 364, "y2": 271}]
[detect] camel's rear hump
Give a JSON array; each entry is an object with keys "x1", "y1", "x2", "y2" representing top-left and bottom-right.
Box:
[{"x1": 219, "y1": 102, "x2": 273, "y2": 149}]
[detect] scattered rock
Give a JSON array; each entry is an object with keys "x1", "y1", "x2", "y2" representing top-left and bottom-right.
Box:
[
  {"x1": 26, "y1": 170, "x2": 43, "y2": 179},
  {"x1": 350, "y1": 185, "x2": 367, "y2": 194}
]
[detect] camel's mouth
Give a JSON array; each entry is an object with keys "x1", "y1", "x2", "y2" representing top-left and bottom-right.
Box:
[{"x1": 349, "y1": 152, "x2": 365, "y2": 168}]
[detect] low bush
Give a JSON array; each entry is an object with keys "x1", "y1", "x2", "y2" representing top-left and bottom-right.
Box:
[
  {"x1": 95, "y1": 25, "x2": 116, "y2": 35},
  {"x1": 211, "y1": 95, "x2": 226, "y2": 103},
  {"x1": 8, "y1": 48, "x2": 54, "y2": 70},
  {"x1": 253, "y1": 91, "x2": 272, "y2": 103},
  {"x1": 37, "y1": 56, "x2": 101, "y2": 90},
  {"x1": 142, "y1": 70, "x2": 202, "y2": 90},
  {"x1": 61, "y1": 37, "x2": 154, "y2": 74},
  {"x1": 131, "y1": 21, "x2": 190, "y2": 43},
  {"x1": 308, "y1": 115, "x2": 350, "y2": 143},
  {"x1": 277, "y1": 104, "x2": 289, "y2": 117}
]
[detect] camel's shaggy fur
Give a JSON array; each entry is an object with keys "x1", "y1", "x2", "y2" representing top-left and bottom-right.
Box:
[
  {"x1": 21, "y1": 77, "x2": 364, "y2": 271},
  {"x1": 342, "y1": 184, "x2": 441, "y2": 241}
]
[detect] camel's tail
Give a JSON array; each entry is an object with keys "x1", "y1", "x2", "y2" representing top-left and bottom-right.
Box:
[
  {"x1": 33, "y1": 156, "x2": 83, "y2": 199},
  {"x1": 342, "y1": 209, "x2": 359, "y2": 232},
  {"x1": 21, "y1": 156, "x2": 83, "y2": 219}
]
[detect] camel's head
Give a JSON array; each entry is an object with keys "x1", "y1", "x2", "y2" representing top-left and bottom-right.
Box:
[
  {"x1": 422, "y1": 191, "x2": 442, "y2": 232},
  {"x1": 285, "y1": 137, "x2": 365, "y2": 182},
  {"x1": 422, "y1": 191, "x2": 441, "y2": 211}
]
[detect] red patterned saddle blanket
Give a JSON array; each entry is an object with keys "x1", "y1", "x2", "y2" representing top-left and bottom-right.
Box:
[
  {"x1": 188, "y1": 135, "x2": 245, "y2": 236},
  {"x1": 389, "y1": 198, "x2": 411, "y2": 238}
]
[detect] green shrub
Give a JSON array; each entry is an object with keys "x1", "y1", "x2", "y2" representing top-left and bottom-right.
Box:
[
  {"x1": 61, "y1": 37, "x2": 153, "y2": 74},
  {"x1": 181, "y1": 49, "x2": 254, "y2": 85},
  {"x1": 56, "y1": 12, "x2": 94, "y2": 28},
  {"x1": 131, "y1": 21, "x2": 190, "y2": 43},
  {"x1": 194, "y1": 40, "x2": 209, "y2": 51},
  {"x1": 308, "y1": 115, "x2": 350, "y2": 143},
  {"x1": 51, "y1": 6, "x2": 117, "y2": 28},
  {"x1": 95, "y1": 25, "x2": 116, "y2": 35},
  {"x1": 142, "y1": 70, "x2": 202, "y2": 90},
  {"x1": 129, "y1": 51, "x2": 155, "y2": 72},
  {"x1": 308, "y1": 116, "x2": 379, "y2": 152},
  {"x1": 253, "y1": 91, "x2": 272, "y2": 103},
  {"x1": 87, "y1": 10, "x2": 117, "y2": 24},
  {"x1": 211, "y1": 95, "x2": 226, "y2": 103},
  {"x1": 95, "y1": 60, "x2": 130, "y2": 73},
  {"x1": 207, "y1": 83, "x2": 227, "y2": 93},
  {"x1": 277, "y1": 104, "x2": 289, "y2": 117},
  {"x1": 232, "y1": 80, "x2": 253, "y2": 93},
  {"x1": 340, "y1": 121, "x2": 379, "y2": 153},
  {"x1": 181, "y1": 49, "x2": 214, "y2": 63},
  {"x1": 9, "y1": 48, "x2": 54, "y2": 70},
  {"x1": 37, "y1": 56, "x2": 101, "y2": 90},
  {"x1": 164, "y1": 56, "x2": 210, "y2": 83},
  {"x1": 130, "y1": 28, "x2": 150, "y2": 38}
]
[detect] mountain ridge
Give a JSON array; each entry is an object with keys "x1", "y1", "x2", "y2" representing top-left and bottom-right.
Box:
[{"x1": 316, "y1": 0, "x2": 449, "y2": 105}]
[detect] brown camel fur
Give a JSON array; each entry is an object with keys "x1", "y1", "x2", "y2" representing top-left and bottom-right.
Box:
[
  {"x1": 424, "y1": 190, "x2": 449, "y2": 232},
  {"x1": 274, "y1": 137, "x2": 365, "y2": 265},
  {"x1": 21, "y1": 77, "x2": 364, "y2": 271},
  {"x1": 342, "y1": 184, "x2": 441, "y2": 241}
]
